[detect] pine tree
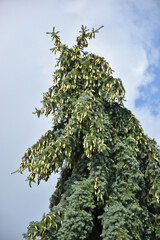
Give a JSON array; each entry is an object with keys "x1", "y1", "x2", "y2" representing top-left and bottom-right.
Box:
[{"x1": 16, "y1": 26, "x2": 160, "y2": 239}]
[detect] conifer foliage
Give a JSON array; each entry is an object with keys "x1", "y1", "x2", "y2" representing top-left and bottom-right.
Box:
[{"x1": 17, "y1": 26, "x2": 160, "y2": 239}]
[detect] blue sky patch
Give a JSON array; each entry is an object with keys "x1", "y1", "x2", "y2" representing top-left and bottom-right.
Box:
[{"x1": 135, "y1": 65, "x2": 160, "y2": 115}]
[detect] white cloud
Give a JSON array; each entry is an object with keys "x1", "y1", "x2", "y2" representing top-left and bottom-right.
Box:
[{"x1": 64, "y1": 0, "x2": 87, "y2": 14}]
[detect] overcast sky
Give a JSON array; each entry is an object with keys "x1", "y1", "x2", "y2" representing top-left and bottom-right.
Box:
[{"x1": 0, "y1": 0, "x2": 160, "y2": 239}]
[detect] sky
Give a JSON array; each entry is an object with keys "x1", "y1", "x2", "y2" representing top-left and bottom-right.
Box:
[{"x1": 0, "y1": 0, "x2": 160, "y2": 239}]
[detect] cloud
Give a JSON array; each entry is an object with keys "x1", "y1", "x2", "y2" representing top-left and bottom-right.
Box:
[{"x1": 64, "y1": 0, "x2": 87, "y2": 14}]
